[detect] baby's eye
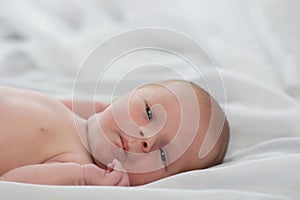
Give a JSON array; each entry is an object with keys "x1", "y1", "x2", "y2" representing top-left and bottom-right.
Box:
[
  {"x1": 145, "y1": 103, "x2": 153, "y2": 121},
  {"x1": 159, "y1": 148, "x2": 167, "y2": 170}
]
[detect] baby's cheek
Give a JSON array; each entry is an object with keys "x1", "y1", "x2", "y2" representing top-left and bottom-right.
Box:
[
  {"x1": 127, "y1": 169, "x2": 167, "y2": 186},
  {"x1": 121, "y1": 152, "x2": 165, "y2": 175},
  {"x1": 99, "y1": 109, "x2": 118, "y2": 133},
  {"x1": 128, "y1": 103, "x2": 147, "y2": 127}
]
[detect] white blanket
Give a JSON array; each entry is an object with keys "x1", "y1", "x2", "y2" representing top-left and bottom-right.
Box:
[{"x1": 0, "y1": 0, "x2": 300, "y2": 199}]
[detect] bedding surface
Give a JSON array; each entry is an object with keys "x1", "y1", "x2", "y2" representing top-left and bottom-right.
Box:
[{"x1": 0, "y1": 0, "x2": 300, "y2": 199}]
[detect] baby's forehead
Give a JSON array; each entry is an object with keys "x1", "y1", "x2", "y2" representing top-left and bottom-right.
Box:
[{"x1": 142, "y1": 82, "x2": 200, "y2": 98}]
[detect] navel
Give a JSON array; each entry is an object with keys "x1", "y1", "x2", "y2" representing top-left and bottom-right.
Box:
[{"x1": 38, "y1": 126, "x2": 49, "y2": 135}]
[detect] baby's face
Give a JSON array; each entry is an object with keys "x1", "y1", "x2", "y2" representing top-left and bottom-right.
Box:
[{"x1": 87, "y1": 82, "x2": 205, "y2": 185}]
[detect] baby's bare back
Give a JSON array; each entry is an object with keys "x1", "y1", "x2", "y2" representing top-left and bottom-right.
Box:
[{"x1": 0, "y1": 86, "x2": 86, "y2": 175}]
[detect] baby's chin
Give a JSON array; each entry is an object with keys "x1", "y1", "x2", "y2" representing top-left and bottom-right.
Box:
[
  {"x1": 86, "y1": 113, "x2": 103, "y2": 137},
  {"x1": 87, "y1": 112, "x2": 100, "y2": 123}
]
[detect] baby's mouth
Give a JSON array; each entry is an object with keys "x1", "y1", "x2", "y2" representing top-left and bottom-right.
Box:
[{"x1": 120, "y1": 135, "x2": 129, "y2": 151}]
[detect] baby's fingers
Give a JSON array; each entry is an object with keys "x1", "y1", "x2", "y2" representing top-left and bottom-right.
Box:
[
  {"x1": 112, "y1": 159, "x2": 125, "y2": 172},
  {"x1": 107, "y1": 163, "x2": 114, "y2": 172},
  {"x1": 111, "y1": 159, "x2": 129, "y2": 186},
  {"x1": 104, "y1": 169, "x2": 123, "y2": 185},
  {"x1": 116, "y1": 172, "x2": 130, "y2": 186}
]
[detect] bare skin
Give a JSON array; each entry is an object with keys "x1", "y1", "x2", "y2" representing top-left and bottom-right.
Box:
[
  {"x1": 0, "y1": 81, "x2": 229, "y2": 186},
  {"x1": 0, "y1": 85, "x2": 128, "y2": 186}
]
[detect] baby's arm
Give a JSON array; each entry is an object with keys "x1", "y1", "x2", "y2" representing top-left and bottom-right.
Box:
[
  {"x1": 1, "y1": 163, "x2": 85, "y2": 185},
  {"x1": 61, "y1": 99, "x2": 109, "y2": 119},
  {"x1": 0, "y1": 160, "x2": 129, "y2": 186}
]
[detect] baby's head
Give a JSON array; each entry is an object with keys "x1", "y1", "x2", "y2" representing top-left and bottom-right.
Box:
[{"x1": 87, "y1": 80, "x2": 229, "y2": 185}]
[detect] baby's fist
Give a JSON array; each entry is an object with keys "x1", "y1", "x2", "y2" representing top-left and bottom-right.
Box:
[
  {"x1": 82, "y1": 160, "x2": 129, "y2": 186},
  {"x1": 106, "y1": 159, "x2": 130, "y2": 186}
]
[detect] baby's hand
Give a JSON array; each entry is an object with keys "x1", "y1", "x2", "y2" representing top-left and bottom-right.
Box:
[{"x1": 82, "y1": 159, "x2": 129, "y2": 186}]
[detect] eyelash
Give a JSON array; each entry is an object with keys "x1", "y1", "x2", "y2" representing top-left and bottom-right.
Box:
[
  {"x1": 159, "y1": 148, "x2": 167, "y2": 170},
  {"x1": 145, "y1": 103, "x2": 153, "y2": 121}
]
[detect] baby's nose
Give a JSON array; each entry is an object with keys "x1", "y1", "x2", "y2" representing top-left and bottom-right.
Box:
[{"x1": 128, "y1": 135, "x2": 155, "y2": 153}]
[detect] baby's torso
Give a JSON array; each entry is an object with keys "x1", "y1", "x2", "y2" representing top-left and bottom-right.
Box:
[{"x1": 0, "y1": 86, "x2": 92, "y2": 175}]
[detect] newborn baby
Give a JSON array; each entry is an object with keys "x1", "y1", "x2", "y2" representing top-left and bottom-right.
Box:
[{"x1": 0, "y1": 80, "x2": 229, "y2": 186}]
